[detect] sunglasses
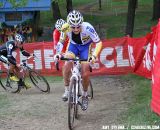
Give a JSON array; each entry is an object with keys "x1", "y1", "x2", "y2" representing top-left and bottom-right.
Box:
[{"x1": 71, "y1": 26, "x2": 81, "y2": 29}]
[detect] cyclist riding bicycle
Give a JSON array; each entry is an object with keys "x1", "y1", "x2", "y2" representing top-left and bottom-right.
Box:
[
  {"x1": 0, "y1": 33, "x2": 31, "y2": 89},
  {"x1": 54, "y1": 10, "x2": 103, "y2": 111},
  {"x1": 53, "y1": 19, "x2": 69, "y2": 54}
]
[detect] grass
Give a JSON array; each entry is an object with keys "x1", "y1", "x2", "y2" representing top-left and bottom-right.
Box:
[
  {"x1": 120, "y1": 74, "x2": 160, "y2": 128},
  {"x1": 43, "y1": 76, "x2": 63, "y2": 83}
]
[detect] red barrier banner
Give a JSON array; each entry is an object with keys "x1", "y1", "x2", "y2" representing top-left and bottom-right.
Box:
[
  {"x1": 128, "y1": 35, "x2": 154, "y2": 79},
  {"x1": 151, "y1": 21, "x2": 160, "y2": 115},
  {"x1": 0, "y1": 38, "x2": 135, "y2": 76}
]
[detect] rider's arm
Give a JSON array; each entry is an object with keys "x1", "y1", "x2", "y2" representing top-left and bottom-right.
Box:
[
  {"x1": 55, "y1": 23, "x2": 70, "y2": 54},
  {"x1": 7, "y1": 43, "x2": 16, "y2": 65},
  {"x1": 53, "y1": 29, "x2": 60, "y2": 52},
  {"x1": 58, "y1": 23, "x2": 70, "y2": 44},
  {"x1": 86, "y1": 23, "x2": 103, "y2": 58},
  {"x1": 93, "y1": 41, "x2": 103, "y2": 58},
  {"x1": 20, "y1": 47, "x2": 30, "y2": 57},
  {"x1": 8, "y1": 56, "x2": 16, "y2": 65}
]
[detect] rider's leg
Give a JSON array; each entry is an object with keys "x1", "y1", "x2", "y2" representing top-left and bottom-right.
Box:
[
  {"x1": 81, "y1": 63, "x2": 90, "y2": 96},
  {"x1": 14, "y1": 66, "x2": 31, "y2": 89},
  {"x1": 62, "y1": 42, "x2": 78, "y2": 101},
  {"x1": 81, "y1": 63, "x2": 90, "y2": 111},
  {"x1": 62, "y1": 52, "x2": 75, "y2": 101},
  {"x1": 10, "y1": 64, "x2": 23, "y2": 79},
  {"x1": 9, "y1": 64, "x2": 23, "y2": 86},
  {"x1": 10, "y1": 64, "x2": 30, "y2": 88},
  {"x1": 78, "y1": 42, "x2": 92, "y2": 111}
]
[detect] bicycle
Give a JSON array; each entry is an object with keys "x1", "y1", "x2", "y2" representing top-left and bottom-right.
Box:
[
  {"x1": 55, "y1": 57, "x2": 93, "y2": 130},
  {"x1": 0, "y1": 54, "x2": 50, "y2": 93}
]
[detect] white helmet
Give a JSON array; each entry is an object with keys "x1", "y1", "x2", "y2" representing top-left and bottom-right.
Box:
[
  {"x1": 55, "y1": 19, "x2": 66, "y2": 31},
  {"x1": 15, "y1": 34, "x2": 25, "y2": 43},
  {"x1": 67, "y1": 10, "x2": 83, "y2": 27}
]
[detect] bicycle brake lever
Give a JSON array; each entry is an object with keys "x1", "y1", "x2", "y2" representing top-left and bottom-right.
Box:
[{"x1": 55, "y1": 61, "x2": 59, "y2": 71}]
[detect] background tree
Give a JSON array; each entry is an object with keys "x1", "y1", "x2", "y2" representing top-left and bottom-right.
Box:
[
  {"x1": 152, "y1": 0, "x2": 160, "y2": 20},
  {"x1": 99, "y1": 0, "x2": 102, "y2": 10},
  {"x1": 125, "y1": 0, "x2": 137, "y2": 37},
  {"x1": 0, "y1": 0, "x2": 39, "y2": 8},
  {"x1": 51, "y1": 0, "x2": 61, "y2": 20},
  {"x1": 66, "y1": 0, "x2": 72, "y2": 14}
]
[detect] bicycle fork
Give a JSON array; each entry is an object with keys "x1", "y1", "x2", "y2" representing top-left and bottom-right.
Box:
[{"x1": 70, "y1": 77, "x2": 82, "y2": 106}]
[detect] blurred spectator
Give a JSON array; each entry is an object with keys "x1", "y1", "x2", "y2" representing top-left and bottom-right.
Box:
[
  {"x1": 0, "y1": 24, "x2": 33, "y2": 43},
  {"x1": 7, "y1": 28, "x2": 14, "y2": 41},
  {"x1": 27, "y1": 26, "x2": 32, "y2": 43}
]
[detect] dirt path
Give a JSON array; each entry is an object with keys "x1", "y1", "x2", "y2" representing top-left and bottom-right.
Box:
[{"x1": 0, "y1": 76, "x2": 132, "y2": 130}]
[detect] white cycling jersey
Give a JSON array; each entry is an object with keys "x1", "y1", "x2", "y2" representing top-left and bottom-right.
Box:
[{"x1": 60, "y1": 22, "x2": 100, "y2": 45}]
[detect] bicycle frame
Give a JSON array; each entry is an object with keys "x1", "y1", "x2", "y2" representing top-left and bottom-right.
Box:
[
  {"x1": 21, "y1": 55, "x2": 50, "y2": 93},
  {"x1": 55, "y1": 57, "x2": 93, "y2": 130},
  {"x1": 70, "y1": 60, "x2": 83, "y2": 106}
]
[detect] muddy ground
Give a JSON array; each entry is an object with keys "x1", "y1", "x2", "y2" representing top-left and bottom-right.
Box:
[{"x1": 0, "y1": 76, "x2": 132, "y2": 130}]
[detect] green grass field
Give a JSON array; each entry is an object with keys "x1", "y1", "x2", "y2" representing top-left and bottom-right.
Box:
[{"x1": 120, "y1": 75, "x2": 160, "y2": 128}]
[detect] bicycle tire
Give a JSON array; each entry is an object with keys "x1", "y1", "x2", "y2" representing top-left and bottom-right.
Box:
[
  {"x1": 0, "y1": 71, "x2": 20, "y2": 93},
  {"x1": 75, "y1": 80, "x2": 80, "y2": 119},
  {"x1": 29, "y1": 70, "x2": 50, "y2": 93},
  {"x1": 68, "y1": 79, "x2": 76, "y2": 130},
  {"x1": 88, "y1": 80, "x2": 93, "y2": 99}
]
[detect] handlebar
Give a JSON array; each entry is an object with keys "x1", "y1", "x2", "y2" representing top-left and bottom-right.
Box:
[
  {"x1": 20, "y1": 54, "x2": 38, "y2": 68},
  {"x1": 55, "y1": 57, "x2": 92, "y2": 72},
  {"x1": 22, "y1": 54, "x2": 37, "y2": 63},
  {"x1": 60, "y1": 57, "x2": 88, "y2": 62}
]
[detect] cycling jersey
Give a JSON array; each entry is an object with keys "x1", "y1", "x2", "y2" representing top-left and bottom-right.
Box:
[
  {"x1": 53, "y1": 28, "x2": 69, "y2": 54},
  {"x1": 0, "y1": 40, "x2": 30, "y2": 65},
  {"x1": 60, "y1": 22, "x2": 102, "y2": 59},
  {"x1": 60, "y1": 22, "x2": 100, "y2": 45}
]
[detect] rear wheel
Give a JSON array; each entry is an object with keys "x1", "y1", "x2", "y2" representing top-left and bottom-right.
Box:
[
  {"x1": 88, "y1": 80, "x2": 93, "y2": 99},
  {"x1": 0, "y1": 71, "x2": 20, "y2": 93},
  {"x1": 29, "y1": 70, "x2": 50, "y2": 93}
]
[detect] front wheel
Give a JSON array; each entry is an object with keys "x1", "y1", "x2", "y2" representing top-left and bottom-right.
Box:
[
  {"x1": 68, "y1": 79, "x2": 77, "y2": 130},
  {"x1": 29, "y1": 70, "x2": 50, "y2": 93}
]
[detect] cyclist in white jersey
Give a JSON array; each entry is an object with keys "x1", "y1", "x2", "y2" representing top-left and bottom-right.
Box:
[{"x1": 54, "y1": 10, "x2": 102, "y2": 111}]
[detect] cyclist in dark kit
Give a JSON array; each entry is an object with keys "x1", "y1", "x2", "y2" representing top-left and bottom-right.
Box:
[{"x1": 0, "y1": 33, "x2": 31, "y2": 89}]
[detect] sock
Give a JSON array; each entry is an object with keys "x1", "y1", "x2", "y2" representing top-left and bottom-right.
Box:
[
  {"x1": 83, "y1": 91, "x2": 88, "y2": 97},
  {"x1": 65, "y1": 86, "x2": 69, "y2": 92}
]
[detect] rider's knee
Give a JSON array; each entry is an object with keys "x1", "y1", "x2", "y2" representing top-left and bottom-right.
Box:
[
  {"x1": 82, "y1": 71, "x2": 89, "y2": 79},
  {"x1": 64, "y1": 52, "x2": 75, "y2": 59}
]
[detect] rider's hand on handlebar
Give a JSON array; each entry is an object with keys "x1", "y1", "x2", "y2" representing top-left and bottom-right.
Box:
[
  {"x1": 30, "y1": 53, "x2": 35, "y2": 57},
  {"x1": 54, "y1": 53, "x2": 61, "y2": 63},
  {"x1": 16, "y1": 63, "x2": 21, "y2": 68},
  {"x1": 89, "y1": 55, "x2": 96, "y2": 64}
]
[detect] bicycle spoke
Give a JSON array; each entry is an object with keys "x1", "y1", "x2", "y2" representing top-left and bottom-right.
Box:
[
  {"x1": 29, "y1": 70, "x2": 50, "y2": 93},
  {"x1": 68, "y1": 79, "x2": 77, "y2": 130}
]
